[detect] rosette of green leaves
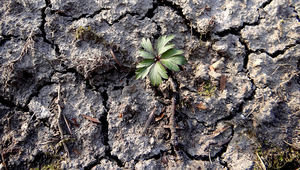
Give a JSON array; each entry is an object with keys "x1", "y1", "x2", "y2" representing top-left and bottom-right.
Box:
[{"x1": 135, "y1": 35, "x2": 187, "y2": 86}]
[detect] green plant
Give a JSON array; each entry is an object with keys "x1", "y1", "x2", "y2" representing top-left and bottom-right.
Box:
[
  {"x1": 41, "y1": 163, "x2": 61, "y2": 170},
  {"x1": 197, "y1": 81, "x2": 217, "y2": 97},
  {"x1": 135, "y1": 35, "x2": 187, "y2": 86},
  {"x1": 75, "y1": 26, "x2": 106, "y2": 44}
]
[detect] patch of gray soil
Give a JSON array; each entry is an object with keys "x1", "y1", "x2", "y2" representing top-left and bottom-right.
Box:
[
  {"x1": 1, "y1": 0, "x2": 300, "y2": 170},
  {"x1": 241, "y1": 0, "x2": 300, "y2": 54}
]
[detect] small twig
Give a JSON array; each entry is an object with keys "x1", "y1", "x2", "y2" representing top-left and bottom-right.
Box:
[
  {"x1": 1, "y1": 153, "x2": 7, "y2": 170},
  {"x1": 283, "y1": 140, "x2": 300, "y2": 150},
  {"x1": 256, "y1": 152, "x2": 266, "y2": 170},
  {"x1": 141, "y1": 107, "x2": 157, "y2": 136},
  {"x1": 40, "y1": 139, "x2": 60, "y2": 145},
  {"x1": 170, "y1": 93, "x2": 183, "y2": 159},
  {"x1": 62, "y1": 113, "x2": 72, "y2": 135},
  {"x1": 208, "y1": 147, "x2": 212, "y2": 164},
  {"x1": 55, "y1": 84, "x2": 70, "y2": 158},
  {"x1": 110, "y1": 48, "x2": 122, "y2": 68}
]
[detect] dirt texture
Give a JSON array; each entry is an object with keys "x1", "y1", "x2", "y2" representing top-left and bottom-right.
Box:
[{"x1": 0, "y1": 0, "x2": 300, "y2": 170}]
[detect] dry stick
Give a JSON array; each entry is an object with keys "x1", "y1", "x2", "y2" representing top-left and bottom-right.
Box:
[
  {"x1": 283, "y1": 140, "x2": 300, "y2": 150},
  {"x1": 55, "y1": 84, "x2": 70, "y2": 158},
  {"x1": 1, "y1": 153, "x2": 7, "y2": 170},
  {"x1": 169, "y1": 78, "x2": 183, "y2": 160},
  {"x1": 141, "y1": 107, "x2": 157, "y2": 136},
  {"x1": 170, "y1": 93, "x2": 183, "y2": 160},
  {"x1": 62, "y1": 113, "x2": 72, "y2": 135},
  {"x1": 256, "y1": 152, "x2": 267, "y2": 170},
  {"x1": 208, "y1": 147, "x2": 212, "y2": 164},
  {"x1": 110, "y1": 48, "x2": 122, "y2": 68}
]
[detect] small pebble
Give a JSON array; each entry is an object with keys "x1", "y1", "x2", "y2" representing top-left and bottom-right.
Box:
[
  {"x1": 241, "y1": 114, "x2": 245, "y2": 119},
  {"x1": 150, "y1": 137, "x2": 155, "y2": 145}
]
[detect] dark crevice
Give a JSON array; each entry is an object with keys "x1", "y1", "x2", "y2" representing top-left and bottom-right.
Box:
[
  {"x1": 109, "y1": 12, "x2": 140, "y2": 26},
  {"x1": 0, "y1": 34, "x2": 18, "y2": 46},
  {"x1": 99, "y1": 90, "x2": 124, "y2": 167},
  {"x1": 216, "y1": 19, "x2": 260, "y2": 38},
  {"x1": 143, "y1": 0, "x2": 158, "y2": 19},
  {"x1": 215, "y1": 26, "x2": 242, "y2": 37},
  {"x1": 65, "y1": 68, "x2": 94, "y2": 89},
  {"x1": 217, "y1": 112, "x2": 234, "y2": 124},
  {"x1": 40, "y1": 0, "x2": 52, "y2": 45},
  {"x1": 83, "y1": 158, "x2": 100, "y2": 170},
  {"x1": 54, "y1": 44, "x2": 61, "y2": 56},
  {"x1": 267, "y1": 42, "x2": 299, "y2": 58},
  {"x1": 70, "y1": 8, "x2": 110, "y2": 21},
  {"x1": 104, "y1": 151, "x2": 124, "y2": 167},
  {"x1": 244, "y1": 79, "x2": 257, "y2": 101},
  {"x1": 100, "y1": 90, "x2": 109, "y2": 146},
  {"x1": 239, "y1": 37, "x2": 252, "y2": 69},
  {"x1": 0, "y1": 96, "x2": 17, "y2": 108},
  {"x1": 126, "y1": 70, "x2": 137, "y2": 86},
  {"x1": 140, "y1": 151, "x2": 162, "y2": 161},
  {"x1": 241, "y1": 41, "x2": 299, "y2": 59},
  {"x1": 260, "y1": 0, "x2": 273, "y2": 9},
  {"x1": 296, "y1": 13, "x2": 300, "y2": 22},
  {"x1": 40, "y1": 0, "x2": 62, "y2": 56},
  {"x1": 186, "y1": 150, "x2": 209, "y2": 161},
  {"x1": 220, "y1": 159, "x2": 229, "y2": 169},
  {"x1": 25, "y1": 81, "x2": 55, "y2": 107},
  {"x1": 0, "y1": 95, "x2": 29, "y2": 113},
  {"x1": 153, "y1": 24, "x2": 162, "y2": 39},
  {"x1": 158, "y1": 0, "x2": 201, "y2": 39}
]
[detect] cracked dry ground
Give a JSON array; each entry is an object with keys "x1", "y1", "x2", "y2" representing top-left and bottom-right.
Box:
[{"x1": 0, "y1": 0, "x2": 300, "y2": 170}]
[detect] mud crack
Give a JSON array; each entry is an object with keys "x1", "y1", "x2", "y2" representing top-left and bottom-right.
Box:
[
  {"x1": 260, "y1": 0, "x2": 273, "y2": 9},
  {"x1": 40, "y1": 0, "x2": 61, "y2": 55},
  {"x1": 159, "y1": 0, "x2": 202, "y2": 39},
  {"x1": 0, "y1": 34, "x2": 18, "y2": 46},
  {"x1": 100, "y1": 90, "x2": 124, "y2": 167},
  {"x1": 70, "y1": 8, "x2": 111, "y2": 21}
]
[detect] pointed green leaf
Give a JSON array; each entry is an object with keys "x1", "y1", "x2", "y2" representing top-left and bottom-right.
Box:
[
  {"x1": 160, "y1": 59, "x2": 180, "y2": 71},
  {"x1": 141, "y1": 38, "x2": 155, "y2": 55},
  {"x1": 149, "y1": 62, "x2": 168, "y2": 86},
  {"x1": 138, "y1": 49, "x2": 155, "y2": 59},
  {"x1": 169, "y1": 55, "x2": 187, "y2": 65},
  {"x1": 136, "y1": 59, "x2": 155, "y2": 68},
  {"x1": 135, "y1": 64, "x2": 154, "y2": 80},
  {"x1": 156, "y1": 62, "x2": 168, "y2": 79},
  {"x1": 158, "y1": 43, "x2": 175, "y2": 56},
  {"x1": 160, "y1": 49, "x2": 184, "y2": 59},
  {"x1": 156, "y1": 35, "x2": 175, "y2": 55}
]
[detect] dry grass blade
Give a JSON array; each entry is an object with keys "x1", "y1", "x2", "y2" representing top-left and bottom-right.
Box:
[
  {"x1": 283, "y1": 140, "x2": 300, "y2": 150},
  {"x1": 62, "y1": 114, "x2": 72, "y2": 135},
  {"x1": 1, "y1": 153, "x2": 7, "y2": 170},
  {"x1": 110, "y1": 48, "x2": 122, "y2": 68},
  {"x1": 56, "y1": 84, "x2": 70, "y2": 158},
  {"x1": 209, "y1": 126, "x2": 229, "y2": 138},
  {"x1": 82, "y1": 115, "x2": 101, "y2": 124},
  {"x1": 256, "y1": 152, "x2": 267, "y2": 170},
  {"x1": 73, "y1": 149, "x2": 81, "y2": 155},
  {"x1": 71, "y1": 118, "x2": 79, "y2": 127}
]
